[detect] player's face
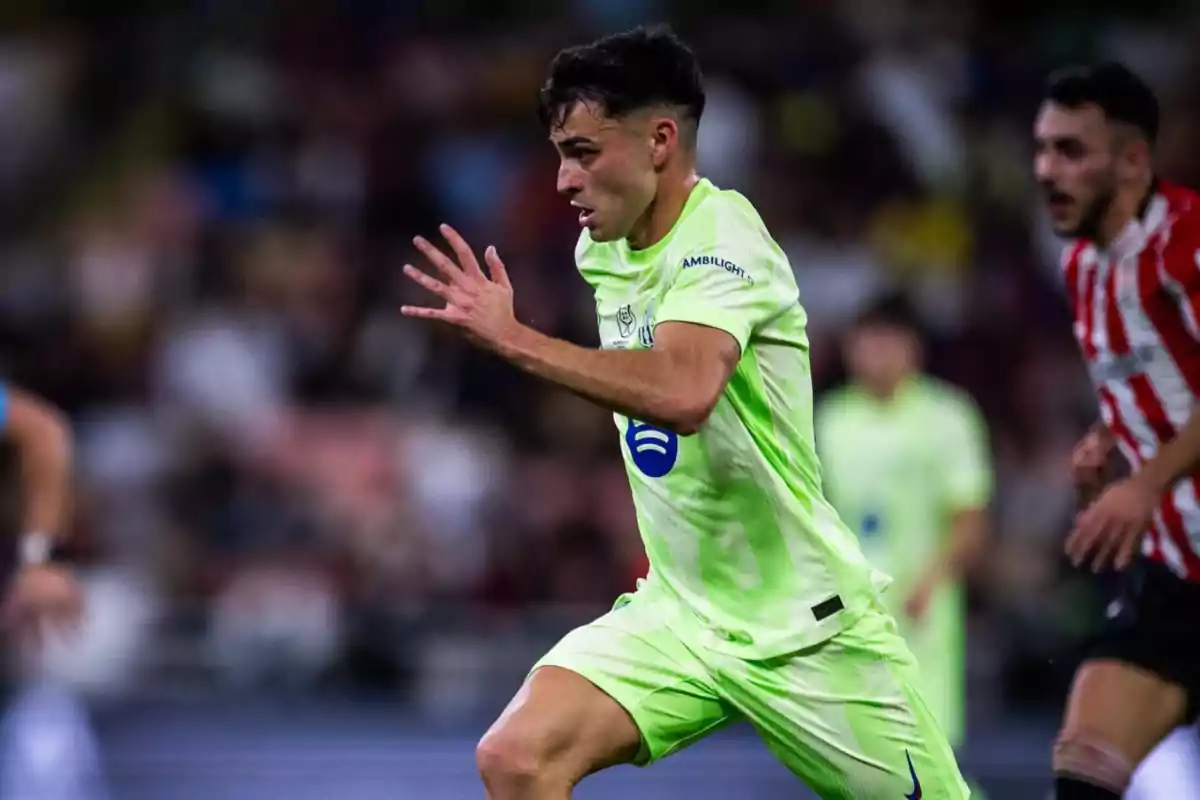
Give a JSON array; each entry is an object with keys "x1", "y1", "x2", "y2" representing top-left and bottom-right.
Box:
[
  {"x1": 1033, "y1": 101, "x2": 1119, "y2": 238},
  {"x1": 844, "y1": 325, "x2": 918, "y2": 394},
  {"x1": 550, "y1": 101, "x2": 659, "y2": 242}
]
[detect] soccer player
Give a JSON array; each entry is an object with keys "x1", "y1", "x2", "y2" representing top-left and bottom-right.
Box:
[
  {"x1": 1034, "y1": 62, "x2": 1200, "y2": 799},
  {"x1": 401, "y1": 25, "x2": 969, "y2": 799},
  {"x1": 815, "y1": 293, "x2": 992, "y2": 791}
]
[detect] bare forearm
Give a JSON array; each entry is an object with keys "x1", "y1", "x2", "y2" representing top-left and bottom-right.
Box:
[
  {"x1": 932, "y1": 508, "x2": 988, "y2": 583},
  {"x1": 21, "y1": 414, "x2": 71, "y2": 538},
  {"x1": 7, "y1": 394, "x2": 73, "y2": 539},
  {"x1": 497, "y1": 324, "x2": 711, "y2": 433},
  {"x1": 1138, "y1": 409, "x2": 1200, "y2": 495}
]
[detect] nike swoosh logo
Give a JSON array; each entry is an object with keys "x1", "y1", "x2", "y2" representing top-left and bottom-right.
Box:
[{"x1": 905, "y1": 750, "x2": 922, "y2": 800}]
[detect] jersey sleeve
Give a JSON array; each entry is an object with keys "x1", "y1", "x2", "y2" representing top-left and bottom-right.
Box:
[
  {"x1": 0, "y1": 383, "x2": 8, "y2": 432},
  {"x1": 936, "y1": 396, "x2": 993, "y2": 512},
  {"x1": 655, "y1": 234, "x2": 795, "y2": 353}
]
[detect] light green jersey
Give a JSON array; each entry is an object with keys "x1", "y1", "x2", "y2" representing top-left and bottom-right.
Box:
[
  {"x1": 814, "y1": 377, "x2": 992, "y2": 595},
  {"x1": 577, "y1": 177, "x2": 885, "y2": 659}
]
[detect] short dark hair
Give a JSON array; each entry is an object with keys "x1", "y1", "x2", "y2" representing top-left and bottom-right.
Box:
[
  {"x1": 1044, "y1": 62, "x2": 1160, "y2": 144},
  {"x1": 537, "y1": 25, "x2": 705, "y2": 133},
  {"x1": 853, "y1": 291, "x2": 922, "y2": 335}
]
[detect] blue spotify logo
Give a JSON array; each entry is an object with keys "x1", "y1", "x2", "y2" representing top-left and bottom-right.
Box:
[{"x1": 626, "y1": 421, "x2": 678, "y2": 478}]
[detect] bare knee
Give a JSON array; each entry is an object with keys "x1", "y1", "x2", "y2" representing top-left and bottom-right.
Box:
[
  {"x1": 475, "y1": 666, "x2": 642, "y2": 794},
  {"x1": 476, "y1": 727, "x2": 557, "y2": 791},
  {"x1": 1053, "y1": 730, "x2": 1135, "y2": 792},
  {"x1": 1054, "y1": 660, "x2": 1188, "y2": 792}
]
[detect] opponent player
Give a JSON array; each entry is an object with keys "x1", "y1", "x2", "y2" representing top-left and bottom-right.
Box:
[
  {"x1": 401, "y1": 25, "x2": 968, "y2": 799},
  {"x1": 815, "y1": 293, "x2": 992, "y2": 794},
  {"x1": 1034, "y1": 62, "x2": 1200, "y2": 799}
]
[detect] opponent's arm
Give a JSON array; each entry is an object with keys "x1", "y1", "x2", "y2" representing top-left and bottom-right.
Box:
[
  {"x1": 1073, "y1": 420, "x2": 1117, "y2": 504},
  {"x1": 1070, "y1": 228, "x2": 1200, "y2": 570},
  {"x1": 1067, "y1": 410, "x2": 1200, "y2": 571},
  {"x1": 1135, "y1": 411, "x2": 1200, "y2": 498},
  {"x1": 2, "y1": 387, "x2": 73, "y2": 559},
  {"x1": 498, "y1": 322, "x2": 738, "y2": 435}
]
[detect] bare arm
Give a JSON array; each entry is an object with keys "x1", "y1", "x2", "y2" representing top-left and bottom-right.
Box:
[
  {"x1": 906, "y1": 395, "x2": 993, "y2": 620},
  {"x1": 3, "y1": 389, "x2": 72, "y2": 552},
  {"x1": 399, "y1": 225, "x2": 752, "y2": 435},
  {"x1": 1090, "y1": 419, "x2": 1116, "y2": 448},
  {"x1": 932, "y1": 507, "x2": 989, "y2": 584},
  {"x1": 1073, "y1": 420, "x2": 1117, "y2": 504},
  {"x1": 497, "y1": 321, "x2": 741, "y2": 435},
  {"x1": 1136, "y1": 410, "x2": 1200, "y2": 496}
]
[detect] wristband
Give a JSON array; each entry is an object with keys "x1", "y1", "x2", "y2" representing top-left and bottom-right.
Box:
[{"x1": 20, "y1": 532, "x2": 52, "y2": 565}]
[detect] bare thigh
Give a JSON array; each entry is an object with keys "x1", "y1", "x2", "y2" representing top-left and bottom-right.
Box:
[
  {"x1": 479, "y1": 665, "x2": 643, "y2": 785},
  {"x1": 1056, "y1": 659, "x2": 1189, "y2": 783}
]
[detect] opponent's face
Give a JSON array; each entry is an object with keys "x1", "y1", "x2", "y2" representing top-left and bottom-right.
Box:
[
  {"x1": 844, "y1": 324, "x2": 919, "y2": 395},
  {"x1": 1033, "y1": 102, "x2": 1120, "y2": 238},
  {"x1": 550, "y1": 101, "x2": 667, "y2": 242}
]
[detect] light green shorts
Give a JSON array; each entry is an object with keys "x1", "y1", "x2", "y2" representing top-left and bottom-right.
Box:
[
  {"x1": 534, "y1": 589, "x2": 970, "y2": 799},
  {"x1": 896, "y1": 610, "x2": 965, "y2": 748}
]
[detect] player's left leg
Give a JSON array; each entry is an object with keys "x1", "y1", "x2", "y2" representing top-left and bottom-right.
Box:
[
  {"x1": 714, "y1": 602, "x2": 970, "y2": 799},
  {"x1": 1053, "y1": 558, "x2": 1200, "y2": 798}
]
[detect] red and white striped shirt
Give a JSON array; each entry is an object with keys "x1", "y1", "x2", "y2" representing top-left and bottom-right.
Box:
[{"x1": 1064, "y1": 181, "x2": 1200, "y2": 581}]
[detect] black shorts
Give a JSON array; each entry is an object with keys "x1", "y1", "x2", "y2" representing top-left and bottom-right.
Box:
[{"x1": 1087, "y1": 557, "x2": 1200, "y2": 722}]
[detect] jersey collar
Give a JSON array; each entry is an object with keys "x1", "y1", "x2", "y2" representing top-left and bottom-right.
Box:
[{"x1": 1107, "y1": 180, "x2": 1168, "y2": 263}]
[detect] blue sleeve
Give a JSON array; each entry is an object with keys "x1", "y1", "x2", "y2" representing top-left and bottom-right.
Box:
[{"x1": 0, "y1": 383, "x2": 8, "y2": 432}]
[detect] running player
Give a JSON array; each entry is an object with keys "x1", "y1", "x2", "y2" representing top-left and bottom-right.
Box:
[
  {"x1": 0, "y1": 382, "x2": 81, "y2": 641},
  {"x1": 401, "y1": 24, "x2": 968, "y2": 799},
  {"x1": 1034, "y1": 62, "x2": 1200, "y2": 799},
  {"x1": 815, "y1": 293, "x2": 992, "y2": 794}
]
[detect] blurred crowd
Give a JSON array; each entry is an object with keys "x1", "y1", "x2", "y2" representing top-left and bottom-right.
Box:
[{"x1": 2, "y1": 0, "x2": 1200, "y2": 722}]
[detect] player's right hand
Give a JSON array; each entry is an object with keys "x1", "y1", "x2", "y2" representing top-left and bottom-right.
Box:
[
  {"x1": 1071, "y1": 427, "x2": 1115, "y2": 500},
  {"x1": 401, "y1": 225, "x2": 519, "y2": 352}
]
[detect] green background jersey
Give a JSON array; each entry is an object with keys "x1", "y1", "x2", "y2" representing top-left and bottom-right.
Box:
[
  {"x1": 577, "y1": 177, "x2": 885, "y2": 659},
  {"x1": 815, "y1": 377, "x2": 993, "y2": 743}
]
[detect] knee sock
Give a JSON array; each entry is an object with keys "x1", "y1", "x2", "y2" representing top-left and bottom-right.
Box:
[{"x1": 1054, "y1": 775, "x2": 1121, "y2": 800}]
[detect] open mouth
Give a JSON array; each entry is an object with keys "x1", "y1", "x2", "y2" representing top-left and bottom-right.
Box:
[
  {"x1": 1045, "y1": 190, "x2": 1074, "y2": 216},
  {"x1": 571, "y1": 201, "x2": 596, "y2": 227}
]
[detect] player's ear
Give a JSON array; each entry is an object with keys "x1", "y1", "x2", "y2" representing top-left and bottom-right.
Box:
[
  {"x1": 649, "y1": 116, "x2": 678, "y2": 170},
  {"x1": 1116, "y1": 134, "x2": 1151, "y2": 183}
]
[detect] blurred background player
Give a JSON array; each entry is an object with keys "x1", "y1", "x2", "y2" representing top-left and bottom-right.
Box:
[
  {"x1": 401, "y1": 24, "x2": 969, "y2": 800},
  {"x1": 815, "y1": 291, "x2": 992, "y2": 797},
  {"x1": 1034, "y1": 62, "x2": 1200, "y2": 799},
  {"x1": 0, "y1": 382, "x2": 100, "y2": 800}
]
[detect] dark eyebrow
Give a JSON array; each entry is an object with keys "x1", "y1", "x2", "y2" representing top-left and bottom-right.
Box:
[{"x1": 553, "y1": 136, "x2": 598, "y2": 149}]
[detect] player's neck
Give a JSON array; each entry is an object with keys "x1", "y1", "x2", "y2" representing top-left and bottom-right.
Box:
[
  {"x1": 627, "y1": 169, "x2": 700, "y2": 251},
  {"x1": 862, "y1": 374, "x2": 914, "y2": 402},
  {"x1": 1095, "y1": 176, "x2": 1156, "y2": 249}
]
